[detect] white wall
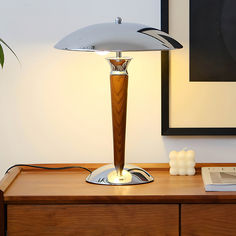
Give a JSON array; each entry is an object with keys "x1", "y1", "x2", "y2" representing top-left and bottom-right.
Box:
[{"x1": 0, "y1": 0, "x2": 236, "y2": 177}]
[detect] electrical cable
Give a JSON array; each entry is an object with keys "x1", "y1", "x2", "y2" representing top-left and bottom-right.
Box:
[{"x1": 5, "y1": 164, "x2": 92, "y2": 174}]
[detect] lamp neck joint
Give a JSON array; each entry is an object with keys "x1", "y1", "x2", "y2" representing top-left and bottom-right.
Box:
[{"x1": 106, "y1": 57, "x2": 132, "y2": 75}]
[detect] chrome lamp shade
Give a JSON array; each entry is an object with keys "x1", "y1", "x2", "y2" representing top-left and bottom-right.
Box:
[
  {"x1": 55, "y1": 17, "x2": 182, "y2": 185},
  {"x1": 55, "y1": 17, "x2": 182, "y2": 52}
]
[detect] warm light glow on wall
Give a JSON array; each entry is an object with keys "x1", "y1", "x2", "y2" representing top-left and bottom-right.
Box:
[{"x1": 0, "y1": 48, "x2": 161, "y2": 169}]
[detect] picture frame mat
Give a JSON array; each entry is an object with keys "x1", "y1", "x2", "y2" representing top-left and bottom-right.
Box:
[{"x1": 161, "y1": 0, "x2": 236, "y2": 135}]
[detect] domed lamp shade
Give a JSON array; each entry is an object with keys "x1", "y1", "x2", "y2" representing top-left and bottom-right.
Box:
[{"x1": 55, "y1": 17, "x2": 182, "y2": 185}]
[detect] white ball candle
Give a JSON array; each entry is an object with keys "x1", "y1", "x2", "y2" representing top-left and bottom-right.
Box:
[{"x1": 169, "y1": 149, "x2": 196, "y2": 176}]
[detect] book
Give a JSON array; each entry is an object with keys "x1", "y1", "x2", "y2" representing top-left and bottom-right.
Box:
[{"x1": 202, "y1": 167, "x2": 236, "y2": 191}]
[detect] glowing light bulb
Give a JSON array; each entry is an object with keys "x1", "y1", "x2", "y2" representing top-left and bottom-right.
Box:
[{"x1": 95, "y1": 51, "x2": 109, "y2": 56}]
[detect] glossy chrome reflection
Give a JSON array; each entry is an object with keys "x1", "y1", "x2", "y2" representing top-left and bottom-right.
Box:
[
  {"x1": 55, "y1": 17, "x2": 182, "y2": 52},
  {"x1": 107, "y1": 169, "x2": 132, "y2": 184},
  {"x1": 86, "y1": 164, "x2": 154, "y2": 185}
]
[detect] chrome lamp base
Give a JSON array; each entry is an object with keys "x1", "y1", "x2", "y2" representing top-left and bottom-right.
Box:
[{"x1": 86, "y1": 164, "x2": 154, "y2": 185}]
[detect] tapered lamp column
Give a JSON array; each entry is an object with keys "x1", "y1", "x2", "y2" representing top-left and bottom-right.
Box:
[
  {"x1": 108, "y1": 57, "x2": 131, "y2": 176},
  {"x1": 86, "y1": 56, "x2": 153, "y2": 185}
]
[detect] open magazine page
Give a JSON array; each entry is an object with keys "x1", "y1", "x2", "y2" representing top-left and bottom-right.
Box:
[{"x1": 210, "y1": 172, "x2": 236, "y2": 184}]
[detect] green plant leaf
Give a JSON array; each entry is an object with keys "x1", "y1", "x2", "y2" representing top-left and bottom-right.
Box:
[
  {"x1": 0, "y1": 44, "x2": 4, "y2": 68},
  {"x1": 0, "y1": 38, "x2": 20, "y2": 65}
]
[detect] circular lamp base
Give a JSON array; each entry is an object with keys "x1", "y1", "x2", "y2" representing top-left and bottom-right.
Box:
[{"x1": 86, "y1": 164, "x2": 154, "y2": 185}]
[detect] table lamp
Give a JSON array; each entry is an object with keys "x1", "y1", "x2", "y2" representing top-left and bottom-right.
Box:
[{"x1": 55, "y1": 17, "x2": 182, "y2": 185}]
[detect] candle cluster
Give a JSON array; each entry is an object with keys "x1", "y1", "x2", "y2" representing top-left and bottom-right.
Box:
[{"x1": 169, "y1": 149, "x2": 196, "y2": 176}]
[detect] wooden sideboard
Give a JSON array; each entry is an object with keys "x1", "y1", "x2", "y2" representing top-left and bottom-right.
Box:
[{"x1": 1, "y1": 163, "x2": 236, "y2": 236}]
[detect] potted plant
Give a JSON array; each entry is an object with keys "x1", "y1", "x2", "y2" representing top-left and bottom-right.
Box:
[{"x1": 0, "y1": 38, "x2": 19, "y2": 68}]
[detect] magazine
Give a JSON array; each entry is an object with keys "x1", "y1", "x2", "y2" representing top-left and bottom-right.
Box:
[{"x1": 202, "y1": 167, "x2": 236, "y2": 191}]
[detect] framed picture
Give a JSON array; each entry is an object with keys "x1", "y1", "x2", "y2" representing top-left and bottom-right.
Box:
[{"x1": 161, "y1": 0, "x2": 236, "y2": 135}]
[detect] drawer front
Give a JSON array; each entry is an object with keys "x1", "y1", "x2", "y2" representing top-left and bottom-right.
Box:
[
  {"x1": 182, "y1": 204, "x2": 236, "y2": 236},
  {"x1": 8, "y1": 204, "x2": 178, "y2": 236}
]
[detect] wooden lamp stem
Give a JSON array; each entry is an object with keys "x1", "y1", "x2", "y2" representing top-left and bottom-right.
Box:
[
  {"x1": 110, "y1": 74, "x2": 128, "y2": 176},
  {"x1": 108, "y1": 57, "x2": 131, "y2": 176}
]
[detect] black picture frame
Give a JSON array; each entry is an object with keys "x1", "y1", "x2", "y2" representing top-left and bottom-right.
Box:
[{"x1": 161, "y1": 0, "x2": 236, "y2": 135}]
